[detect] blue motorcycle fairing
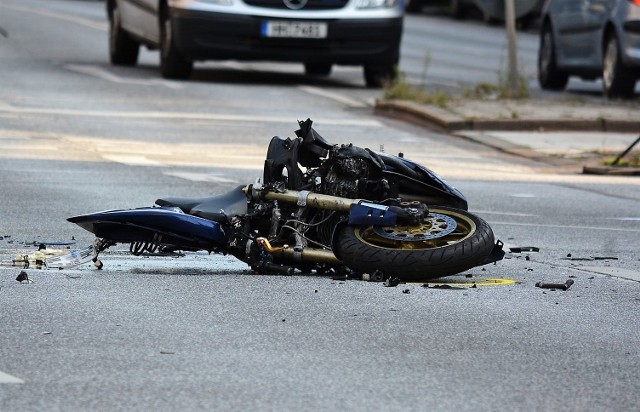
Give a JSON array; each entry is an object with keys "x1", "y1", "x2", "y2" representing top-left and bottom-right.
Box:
[
  {"x1": 348, "y1": 201, "x2": 397, "y2": 226},
  {"x1": 377, "y1": 152, "x2": 468, "y2": 210},
  {"x1": 67, "y1": 206, "x2": 227, "y2": 250}
]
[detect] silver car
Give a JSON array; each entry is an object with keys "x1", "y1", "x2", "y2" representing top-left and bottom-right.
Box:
[
  {"x1": 538, "y1": 0, "x2": 640, "y2": 98},
  {"x1": 107, "y1": 0, "x2": 403, "y2": 87}
]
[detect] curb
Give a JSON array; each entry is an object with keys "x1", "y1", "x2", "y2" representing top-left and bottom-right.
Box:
[
  {"x1": 374, "y1": 99, "x2": 640, "y2": 175},
  {"x1": 582, "y1": 166, "x2": 640, "y2": 176},
  {"x1": 374, "y1": 99, "x2": 640, "y2": 133}
]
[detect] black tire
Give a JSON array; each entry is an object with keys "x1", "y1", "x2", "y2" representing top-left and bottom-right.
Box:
[
  {"x1": 109, "y1": 3, "x2": 139, "y2": 66},
  {"x1": 364, "y1": 63, "x2": 396, "y2": 88},
  {"x1": 335, "y1": 206, "x2": 497, "y2": 281},
  {"x1": 160, "y1": 9, "x2": 192, "y2": 80},
  {"x1": 603, "y1": 33, "x2": 637, "y2": 99},
  {"x1": 405, "y1": 0, "x2": 423, "y2": 14},
  {"x1": 450, "y1": 0, "x2": 467, "y2": 19},
  {"x1": 538, "y1": 23, "x2": 568, "y2": 90},
  {"x1": 304, "y1": 63, "x2": 332, "y2": 77}
]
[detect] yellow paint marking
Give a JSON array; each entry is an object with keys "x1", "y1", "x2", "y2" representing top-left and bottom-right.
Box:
[{"x1": 416, "y1": 278, "x2": 517, "y2": 287}]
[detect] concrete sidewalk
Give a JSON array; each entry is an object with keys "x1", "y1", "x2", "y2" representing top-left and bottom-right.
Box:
[{"x1": 375, "y1": 98, "x2": 640, "y2": 175}]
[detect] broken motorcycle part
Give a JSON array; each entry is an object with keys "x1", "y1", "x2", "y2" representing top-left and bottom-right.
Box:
[{"x1": 535, "y1": 279, "x2": 574, "y2": 291}]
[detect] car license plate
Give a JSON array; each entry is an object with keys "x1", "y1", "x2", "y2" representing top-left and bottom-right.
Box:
[{"x1": 261, "y1": 21, "x2": 327, "y2": 39}]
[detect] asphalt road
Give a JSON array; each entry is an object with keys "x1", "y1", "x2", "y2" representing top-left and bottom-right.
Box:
[{"x1": 1, "y1": 1, "x2": 639, "y2": 411}]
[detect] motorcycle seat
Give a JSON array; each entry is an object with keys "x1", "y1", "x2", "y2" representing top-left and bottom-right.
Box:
[{"x1": 155, "y1": 185, "x2": 247, "y2": 222}]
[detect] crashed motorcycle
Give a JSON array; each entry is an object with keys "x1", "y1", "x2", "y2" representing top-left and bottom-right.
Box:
[{"x1": 68, "y1": 119, "x2": 504, "y2": 281}]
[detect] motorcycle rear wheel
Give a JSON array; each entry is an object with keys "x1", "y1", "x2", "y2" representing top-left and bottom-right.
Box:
[{"x1": 335, "y1": 206, "x2": 496, "y2": 281}]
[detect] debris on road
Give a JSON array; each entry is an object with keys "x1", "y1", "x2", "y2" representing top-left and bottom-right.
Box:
[
  {"x1": 509, "y1": 246, "x2": 540, "y2": 253},
  {"x1": 15, "y1": 271, "x2": 31, "y2": 283},
  {"x1": 562, "y1": 256, "x2": 619, "y2": 261},
  {"x1": 535, "y1": 279, "x2": 574, "y2": 291},
  {"x1": 2, "y1": 244, "x2": 94, "y2": 270},
  {"x1": 423, "y1": 284, "x2": 464, "y2": 290},
  {"x1": 383, "y1": 277, "x2": 401, "y2": 287}
]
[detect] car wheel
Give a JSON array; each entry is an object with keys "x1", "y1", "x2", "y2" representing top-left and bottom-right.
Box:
[
  {"x1": 159, "y1": 10, "x2": 192, "y2": 80},
  {"x1": 450, "y1": 0, "x2": 467, "y2": 19},
  {"x1": 537, "y1": 23, "x2": 568, "y2": 90},
  {"x1": 109, "y1": 3, "x2": 139, "y2": 66},
  {"x1": 603, "y1": 33, "x2": 636, "y2": 99},
  {"x1": 405, "y1": 0, "x2": 423, "y2": 14},
  {"x1": 364, "y1": 63, "x2": 396, "y2": 88},
  {"x1": 304, "y1": 63, "x2": 332, "y2": 77}
]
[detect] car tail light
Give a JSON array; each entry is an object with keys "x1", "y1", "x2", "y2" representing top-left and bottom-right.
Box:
[{"x1": 630, "y1": 0, "x2": 640, "y2": 5}]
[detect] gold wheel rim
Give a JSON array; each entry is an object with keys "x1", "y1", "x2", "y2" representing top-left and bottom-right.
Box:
[{"x1": 354, "y1": 208, "x2": 476, "y2": 250}]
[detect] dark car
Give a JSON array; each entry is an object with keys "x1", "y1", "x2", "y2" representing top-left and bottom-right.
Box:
[{"x1": 538, "y1": 0, "x2": 640, "y2": 98}]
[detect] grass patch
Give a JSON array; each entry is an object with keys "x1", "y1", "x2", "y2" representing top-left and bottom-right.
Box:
[
  {"x1": 383, "y1": 73, "x2": 451, "y2": 108},
  {"x1": 602, "y1": 152, "x2": 640, "y2": 167}
]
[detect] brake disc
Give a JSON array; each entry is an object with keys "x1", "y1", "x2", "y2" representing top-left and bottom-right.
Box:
[{"x1": 373, "y1": 212, "x2": 457, "y2": 241}]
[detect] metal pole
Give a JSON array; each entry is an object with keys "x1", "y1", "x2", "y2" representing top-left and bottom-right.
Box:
[
  {"x1": 504, "y1": 0, "x2": 518, "y2": 96},
  {"x1": 611, "y1": 136, "x2": 640, "y2": 166}
]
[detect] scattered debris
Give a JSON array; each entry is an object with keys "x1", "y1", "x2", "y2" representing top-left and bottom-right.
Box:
[
  {"x1": 562, "y1": 256, "x2": 619, "y2": 261},
  {"x1": 422, "y1": 284, "x2": 464, "y2": 290},
  {"x1": 509, "y1": 246, "x2": 539, "y2": 253},
  {"x1": 535, "y1": 279, "x2": 574, "y2": 291},
  {"x1": 4, "y1": 244, "x2": 93, "y2": 270},
  {"x1": 15, "y1": 271, "x2": 31, "y2": 283},
  {"x1": 383, "y1": 277, "x2": 401, "y2": 287},
  {"x1": 402, "y1": 289, "x2": 411, "y2": 294},
  {"x1": 45, "y1": 246, "x2": 94, "y2": 269}
]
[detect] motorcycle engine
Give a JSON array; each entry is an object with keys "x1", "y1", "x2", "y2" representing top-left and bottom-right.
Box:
[{"x1": 318, "y1": 144, "x2": 388, "y2": 200}]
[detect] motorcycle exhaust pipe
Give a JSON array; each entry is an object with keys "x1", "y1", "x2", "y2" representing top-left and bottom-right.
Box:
[{"x1": 256, "y1": 238, "x2": 340, "y2": 264}]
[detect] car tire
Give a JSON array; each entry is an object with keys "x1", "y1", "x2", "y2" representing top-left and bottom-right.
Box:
[
  {"x1": 450, "y1": 0, "x2": 467, "y2": 19},
  {"x1": 603, "y1": 33, "x2": 637, "y2": 99},
  {"x1": 364, "y1": 63, "x2": 396, "y2": 88},
  {"x1": 405, "y1": 0, "x2": 423, "y2": 14},
  {"x1": 109, "y1": 3, "x2": 139, "y2": 66},
  {"x1": 538, "y1": 23, "x2": 568, "y2": 91},
  {"x1": 304, "y1": 63, "x2": 332, "y2": 77},
  {"x1": 159, "y1": 10, "x2": 193, "y2": 80}
]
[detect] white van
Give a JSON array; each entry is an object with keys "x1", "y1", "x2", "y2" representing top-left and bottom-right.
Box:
[{"x1": 106, "y1": 0, "x2": 404, "y2": 87}]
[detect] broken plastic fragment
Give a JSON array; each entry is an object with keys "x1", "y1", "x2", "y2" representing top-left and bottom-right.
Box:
[
  {"x1": 383, "y1": 277, "x2": 401, "y2": 287},
  {"x1": 509, "y1": 246, "x2": 540, "y2": 253},
  {"x1": 535, "y1": 279, "x2": 574, "y2": 291},
  {"x1": 15, "y1": 271, "x2": 31, "y2": 283},
  {"x1": 45, "y1": 246, "x2": 94, "y2": 269}
]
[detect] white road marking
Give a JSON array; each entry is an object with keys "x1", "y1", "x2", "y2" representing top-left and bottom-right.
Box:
[
  {"x1": 607, "y1": 217, "x2": 640, "y2": 221},
  {"x1": 490, "y1": 221, "x2": 640, "y2": 233},
  {"x1": 510, "y1": 193, "x2": 537, "y2": 198},
  {"x1": 66, "y1": 65, "x2": 183, "y2": 89},
  {"x1": 297, "y1": 86, "x2": 369, "y2": 108},
  {"x1": 579, "y1": 267, "x2": 640, "y2": 282},
  {"x1": 163, "y1": 171, "x2": 239, "y2": 183},
  {"x1": 0, "y1": 105, "x2": 383, "y2": 126},
  {"x1": 0, "y1": 3, "x2": 108, "y2": 31},
  {"x1": 0, "y1": 370, "x2": 24, "y2": 384},
  {"x1": 101, "y1": 155, "x2": 163, "y2": 166},
  {"x1": 474, "y1": 211, "x2": 538, "y2": 217}
]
